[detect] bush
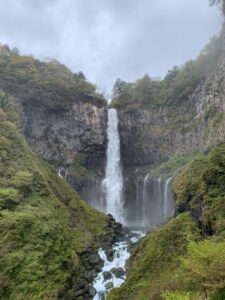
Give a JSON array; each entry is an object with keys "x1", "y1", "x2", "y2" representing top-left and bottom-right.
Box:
[
  {"x1": 0, "y1": 188, "x2": 19, "y2": 209},
  {"x1": 162, "y1": 291, "x2": 190, "y2": 300},
  {"x1": 12, "y1": 171, "x2": 33, "y2": 196},
  {"x1": 182, "y1": 239, "x2": 225, "y2": 292}
]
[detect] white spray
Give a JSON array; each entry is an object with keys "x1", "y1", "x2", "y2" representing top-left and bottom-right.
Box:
[{"x1": 102, "y1": 109, "x2": 124, "y2": 222}]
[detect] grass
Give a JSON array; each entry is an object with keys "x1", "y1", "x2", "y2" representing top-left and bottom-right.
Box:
[{"x1": 151, "y1": 151, "x2": 199, "y2": 179}]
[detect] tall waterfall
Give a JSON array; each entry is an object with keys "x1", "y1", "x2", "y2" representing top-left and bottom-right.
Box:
[{"x1": 102, "y1": 108, "x2": 124, "y2": 222}]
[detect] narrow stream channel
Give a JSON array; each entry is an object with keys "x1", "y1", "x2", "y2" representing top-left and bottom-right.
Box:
[{"x1": 93, "y1": 231, "x2": 145, "y2": 299}]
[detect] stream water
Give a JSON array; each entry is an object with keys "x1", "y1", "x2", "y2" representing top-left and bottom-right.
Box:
[
  {"x1": 89, "y1": 108, "x2": 175, "y2": 298},
  {"x1": 93, "y1": 231, "x2": 145, "y2": 299}
]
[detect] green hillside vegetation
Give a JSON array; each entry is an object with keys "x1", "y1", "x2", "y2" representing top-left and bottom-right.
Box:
[
  {"x1": 0, "y1": 90, "x2": 109, "y2": 299},
  {"x1": 0, "y1": 44, "x2": 104, "y2": 110},
  {"x1": 151, "y1": 151, "x2": 199, "y2": 179},
  {"x1": 111, "y1": 34, "x2": 223, "y2": 109},
  {"x1": 109, "y1": 143, "x2": 225, "y2": 300}
]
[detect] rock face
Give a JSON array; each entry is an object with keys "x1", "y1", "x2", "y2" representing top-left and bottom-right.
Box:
[
  {"x1": 18, "y1": 95, "x2": 108, "y2": 192},
  {"x1": 118, "y1": 65, "x2": 225, "y2": 173},
  {"x1": 22, "y1": 96, "x2": 107, "y2": 168},
  {"x1": 115, "y1": 27, "x2": 225, "y2": 225},
  {"x1": 117, "y1": 26, "x2": 225, "y2": 175}
]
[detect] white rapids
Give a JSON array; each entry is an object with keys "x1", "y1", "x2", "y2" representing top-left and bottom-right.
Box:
[{"x1": 93, "y1": 231, "x2": 145, "y2": 299}]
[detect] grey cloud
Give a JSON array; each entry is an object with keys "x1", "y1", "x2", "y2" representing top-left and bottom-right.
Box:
[{"x1": 0, "y1": 0, "x2": 223, "y2": 92}]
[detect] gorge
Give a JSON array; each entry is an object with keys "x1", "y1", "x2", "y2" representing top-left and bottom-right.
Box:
[{"x1": 0, "y1": 6, "x2": 225, "y2": 300}]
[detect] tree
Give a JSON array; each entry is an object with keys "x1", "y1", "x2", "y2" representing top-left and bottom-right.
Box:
[
  {"x1": 113, "y1": 78, "x2": 128, "y2": 97},
  {"x1": 210, "y1": 0, "x2": 225, "y2": 15},
  {"x1": 73, "y1": 71, "x2": 86, "y2": 81}
]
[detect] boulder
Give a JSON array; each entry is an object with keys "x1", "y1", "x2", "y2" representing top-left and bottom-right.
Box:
[
  {"x1": 105, "y1": 282, "x2": 114, "y2": 289},
  {"x1": 88, "y1": 254, "x2": 100, "y2": 265},
  {"x1": 89, "y1": 286, "x2": 96, "y2": 297},
  {"x1": 110, "y1": 267, "x2": 125, "y2": 278},
  {"x1": 103, "y1": 271, "x2": 112, "y2": 281}
]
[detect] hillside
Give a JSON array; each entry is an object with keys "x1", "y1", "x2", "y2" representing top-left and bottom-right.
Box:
[
  {"x1": 112, "y1": 27, "x2": 225, "y2": 169},
  {"x1": 0, "y1": 90, "x2": 114, "y2": 299},
  {"x1": 108, "y1": 143, "x2": 225, "y2": 300},
  {"x1": 0, "y1": 44, "x2": 108, "y2": 200}
]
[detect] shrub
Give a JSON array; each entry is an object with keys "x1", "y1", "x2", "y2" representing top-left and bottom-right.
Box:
[
  {"x1": 162, "y1": 291, "x2": 190, "y2": 300},
  {"x1": 12, "y1": 171, "x2": 33, "y2": 196},
  {"x1": 0, "y1": 188, "x2": 19, "y2": 209}
]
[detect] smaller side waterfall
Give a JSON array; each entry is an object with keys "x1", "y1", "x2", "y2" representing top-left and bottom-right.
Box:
[
  {"x1": 164, "y1": 177, "x2": 173, "y2": 222},
  {"x1": 128, "y1": 176, "x2": 175, "y2": 229},
  {"x1": 142, "y1": 173, "x2": 150, "y2": 225},
  {"x1": 57, "y1": 167, "x2": 69, "y2": 180}
]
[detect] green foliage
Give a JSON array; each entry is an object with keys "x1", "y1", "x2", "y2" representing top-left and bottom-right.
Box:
[
  {"x1": 212, "y1": 288, "x2": 225, "y2": 299},
  {"x1": 108, "y1": 214, "x2": 198, "y2": 300},
  {"x1": 152, "y1": 152, "x2": 199, "y2": 179},
  {"x1": 182, "y1": 239, "x2": 225, "y2": 291},
  {"x1": 112, "y1": 35, "x2": 223, "y2": 109},
  {"x1": 0, "y1": 188, "x2": 19, "y2": 209},
  {"x1": 0, "y1": 44, "x2": 98, "y2": 110},
  {"x1": 109, "y1": 144, "x2": 225, "y2": 300},
  {"x1": 12, "y1": 171, "x2": 33, "y2": 196},
  {"x1": 162, "y1": 291, "x2": 190, "y2": 300},
  {"x1": 173, "y1": 143, "x2": 225, "y2": 234},
  {"x1": 0, "y1": 92, "x2": 109, "y2": 299}
]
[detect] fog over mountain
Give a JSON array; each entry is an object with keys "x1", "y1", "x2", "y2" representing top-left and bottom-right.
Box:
[{"x1": 0, "y1": 0, "x2": 222, "y2": 91}]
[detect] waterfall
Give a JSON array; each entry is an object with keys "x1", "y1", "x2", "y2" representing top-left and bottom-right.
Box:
[
  {"x1": 127, "y1": 176, "x2": 175, "y2": 229},
  {"x1": 164, "y1": 177, "x2": 172, "y2": 221},
  {"x1": 142, "y1": 173, "x2": 150, "y2": 227},
  {"x1": 102, "y1": 108, "x2": 124, "y2": 222}
]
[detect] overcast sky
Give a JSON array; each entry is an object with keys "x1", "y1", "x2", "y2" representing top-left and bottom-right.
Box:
[{"x1": 0, "y1": 0, "x2": 223, "y2": 92}]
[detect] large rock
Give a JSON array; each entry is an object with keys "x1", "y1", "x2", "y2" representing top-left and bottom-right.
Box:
[
  {"x1": 110, "y1": 267, "x2": 125, "y2": 278},
  {"x1": 105, "y1": 282, "x2": 114, "y2": 289},
  {"x1": 88, "y1": 253, "x2": 101, "y2": 265},
  {"x1": 103, "y1": 271, "x2": 112, "y2": 281}
]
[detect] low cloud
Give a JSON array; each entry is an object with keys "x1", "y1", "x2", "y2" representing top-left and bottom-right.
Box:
[{"x1": 0, "y1": 0, "x2": 222, "y2": 92}]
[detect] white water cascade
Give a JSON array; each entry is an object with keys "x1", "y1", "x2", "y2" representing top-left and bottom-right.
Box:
[
  {"x1": 130, "y1": 176, "x2": 175, "y2": 228},
  {"x1": 142, "y1": 173, "x2": 150, "y2": 226},
  {"x1": 93, "y1": 231, "x2": 145, "y2": 300},
  {"x1": 102, "y1": 108, "x2": 124, "y2": 222},
  {"x1": 164, "y1": 177, "x2": 173, "y2": 222}
]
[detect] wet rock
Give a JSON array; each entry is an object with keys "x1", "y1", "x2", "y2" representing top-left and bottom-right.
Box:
[
  {"x1": 105, "y1": 282, "x2": 114, "y2": 289},
  {"x1": 89, "y1": 286, "x2": 96, "y2": 297},
  {"x1": 88, "y1": 253, "x2": 101, "y2": 265},
  {"x1": 111, "y1": 267, "x2": 125, "y2": 278},
  {"x1": 103, "y1": 271, "x2": 112, "y2": 281},
  {"x1": 84, "y1": 271, "x2": 95, "y2": 282},
  {"x1": 105, "y1": 248, "x2": 114, "y2": 262},
  {"x1": 74, "y1": 289, "x2": 83, "y2": 297},
  {"x1": 74, "y1": 280, "x2": 85, "y2": 291}
]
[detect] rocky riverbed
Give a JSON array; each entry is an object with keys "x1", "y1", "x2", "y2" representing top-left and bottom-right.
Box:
[{"x1": 92, "y1": 231, "x2": 145, "y2": 299}]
